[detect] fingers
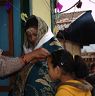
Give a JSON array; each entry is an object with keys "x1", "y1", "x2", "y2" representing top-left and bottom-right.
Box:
[
  {"x1": 34, "y1": 48, "x2": 50, "y2": 60},
  {"x1": 40, "y1": 48, "x2": 50, "y2": 55},
  {"x1": 40, "y1": 48, "x2": 50, "y2": 56},
  {"x1": 36, "y1": 48, "x2": 50, "y2": 55}
]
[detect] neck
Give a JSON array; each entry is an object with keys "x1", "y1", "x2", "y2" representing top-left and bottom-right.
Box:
[{"x1": 60, "y1": 75, "x2": 74, "y2": 83}]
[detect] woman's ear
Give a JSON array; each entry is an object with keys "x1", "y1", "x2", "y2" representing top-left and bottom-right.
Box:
[{"x1": 55, "y1": 66, "x2": 61, "y2": 77}]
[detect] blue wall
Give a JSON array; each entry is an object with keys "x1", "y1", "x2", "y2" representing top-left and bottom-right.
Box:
[
  {"x1": 0, "y1": 93, "x2": 8, "y2": 96},
  {"x1": 0, "y1": 6, "x2": 9, "y2": 51}
]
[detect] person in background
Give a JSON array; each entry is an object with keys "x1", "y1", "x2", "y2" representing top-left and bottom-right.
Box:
[
  {"x1": 9, "y1": 15, "x2": 63, "y2": 96},
  {"x1": 0, "y1": 48, "x2": 49, "y2": 78},
  {"x1": 47, "y1": 49, "x2": 92, "y2": 96},
  {"x1": 86, "y1": 63, "x2": 95, "y2": 96},
  {"x1": 90, "y1": 63, "x2": 95, "y2": 74}
]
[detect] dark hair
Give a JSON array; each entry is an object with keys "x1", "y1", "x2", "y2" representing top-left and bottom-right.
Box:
[
  {"x1": 51, "y1": 49, "x2": 89, "y2": 79},
  {"x1": 24, "y1": 15, "x2": 38, "y2": 31},
  {"x1": 74, "y1": 55, "x2": 89, "y2": 78}
]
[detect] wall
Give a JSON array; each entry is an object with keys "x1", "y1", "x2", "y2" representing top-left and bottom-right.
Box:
[
  {"x1": 31, "y1": 0, "x2": 51, "y2": 26},
  {"x1": 81, "y1": 52, "x2": 95, "y2": 65}
]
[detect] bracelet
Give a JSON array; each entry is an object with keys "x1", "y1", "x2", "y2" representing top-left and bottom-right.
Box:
[{"x1": 21, "y1": 55, "x2": 28, "y2": 64}]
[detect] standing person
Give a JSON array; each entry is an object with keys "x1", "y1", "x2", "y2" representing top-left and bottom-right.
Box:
[
  {"x1": 47, "y1": 49, "x2": 92, "y2": 96},
  {"x1": 0, "y1": 48, "x2": 49, "y2": 78},
  {"x1": 9, "y1": 15, "x2": 63, "y2": 96}
]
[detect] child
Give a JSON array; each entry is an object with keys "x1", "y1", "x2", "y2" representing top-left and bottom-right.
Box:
[{"x1": 47, "y1": 49, "x2": 92, "y2": 96}]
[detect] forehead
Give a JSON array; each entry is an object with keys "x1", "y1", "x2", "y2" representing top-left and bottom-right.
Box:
[
  {"x1": 26, "y1": 27, "x2": 38, "y2": 34},
  {"x1": 26, "y1": 27, "x2": 37, "y2": 31}
]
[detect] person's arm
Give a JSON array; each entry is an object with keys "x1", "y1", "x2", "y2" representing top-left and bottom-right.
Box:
[
  {"x1": 0, "y1": 56, "x2": 24, "y2": 78},
  {"x1": 0, "y1": 48, "x2": 49, "y2": 78}
]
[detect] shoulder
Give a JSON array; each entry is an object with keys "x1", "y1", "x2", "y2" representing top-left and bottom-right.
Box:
[{"x1": 56, "y1": 85, "x2": 73, "y2": 96}]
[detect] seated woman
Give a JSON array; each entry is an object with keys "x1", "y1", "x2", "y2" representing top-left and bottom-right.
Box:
[{"x1": 47, "y1": 49, "x2": 92, "y2": 96}]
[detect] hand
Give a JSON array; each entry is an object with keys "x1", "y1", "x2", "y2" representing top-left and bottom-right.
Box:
[
  {"x1": 22, "y1": 48, "x2": 50, "y2": 64},
  {"x1": 33, "y1": 48, "x2": 50, "y2": 60}
]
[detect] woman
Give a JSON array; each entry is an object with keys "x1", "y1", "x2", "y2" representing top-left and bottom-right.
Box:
[
  {"x1": 47, "y1": 49, "x2": 92, "y2": 96},
  {"x1": 9, "y1": 15, "x2": 63, "y2": 96}
]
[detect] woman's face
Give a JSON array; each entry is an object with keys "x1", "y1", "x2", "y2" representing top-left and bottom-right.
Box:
[
  {"x1": 26, "y1": 27, "x2": 38, "y2": 46},
  {"x1": 47, "y1": 56, "x2": 61, "y2": 81}
]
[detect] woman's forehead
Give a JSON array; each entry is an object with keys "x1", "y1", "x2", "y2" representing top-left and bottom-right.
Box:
[{"x1": 26, "y1": 27, "x2": 38, "y2": 33}]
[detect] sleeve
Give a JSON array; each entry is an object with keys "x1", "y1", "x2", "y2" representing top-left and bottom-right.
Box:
[{"x1": 0, "y1": 55, "x2": 25, "y2": 78}]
